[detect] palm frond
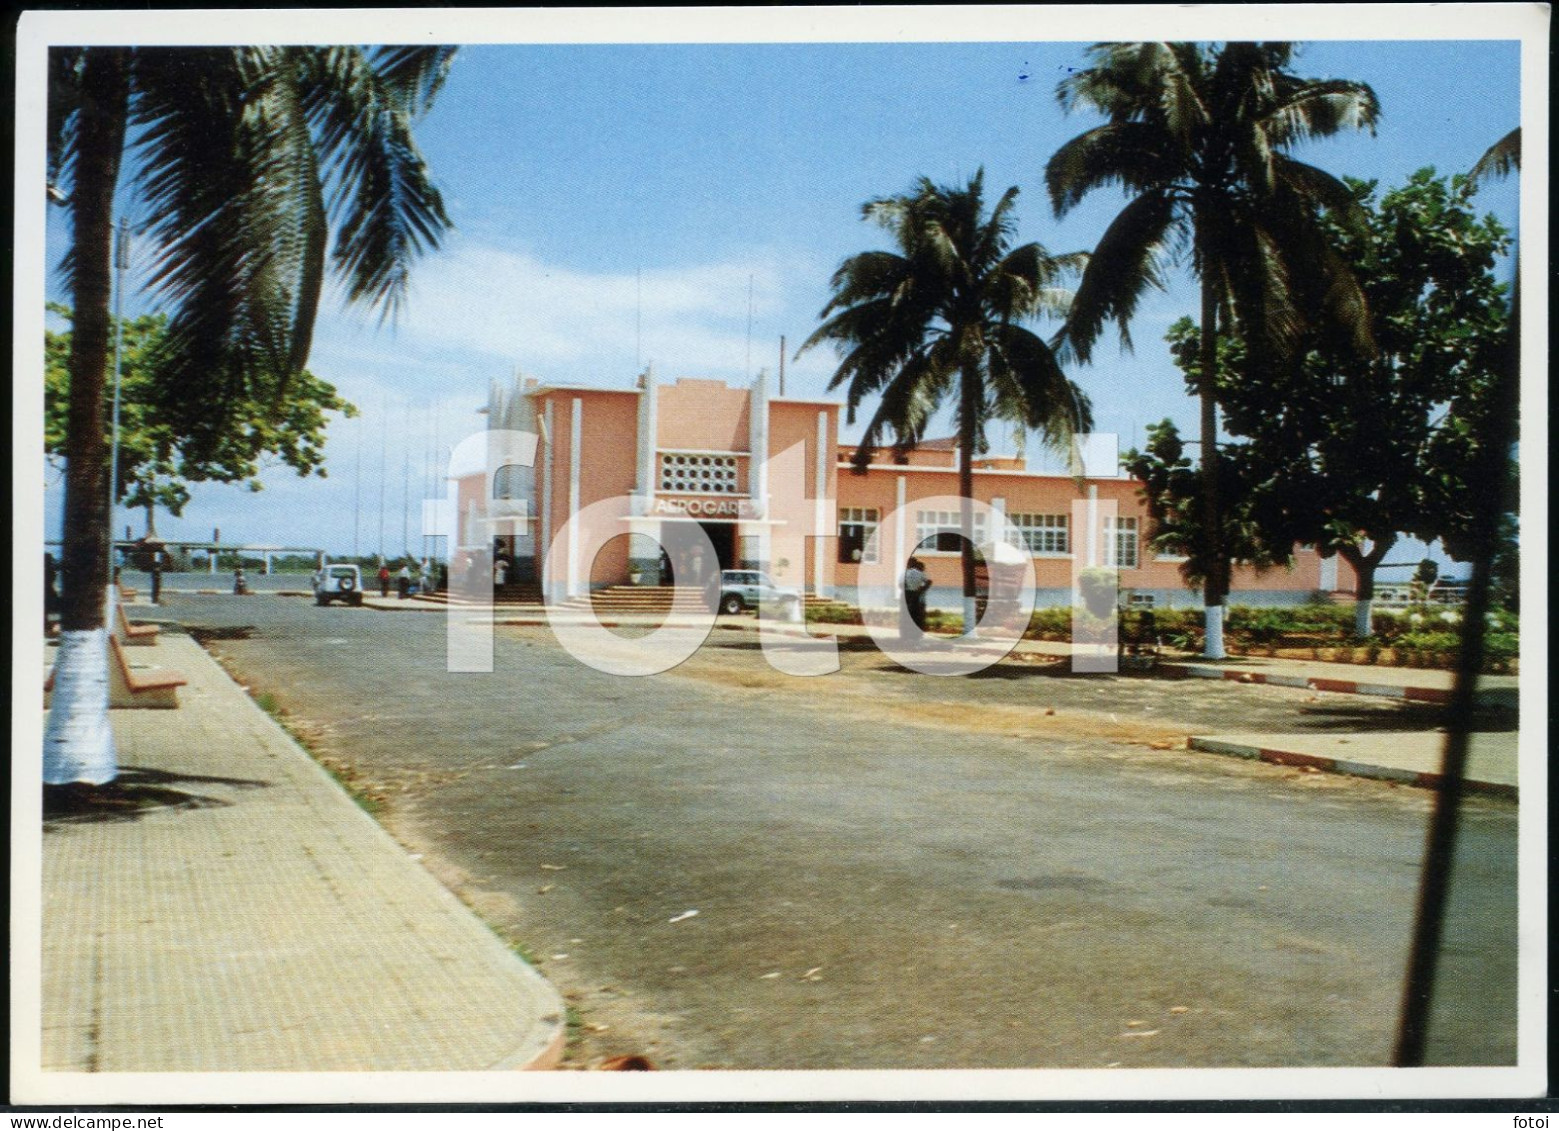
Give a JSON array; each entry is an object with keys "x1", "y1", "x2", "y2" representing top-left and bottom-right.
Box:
[
  {"x1": 1264, "y1": 77, "x2": 1380, "y2": 147},
  {"x1": 1057, "y1": 189, "x2": 1176, "y2": 363},
  {"x1": 305, "y1": 46, "x2": 452, "y2": 318},
  {"x1": 987, "y1": 322, "x2": 1092, "y2": 446},
  {"x1": 47, "y1": 47, "x2": 86, "y2": 201},
  {"x1": 850, "y1": 350, "x2": 949, "y2": 469},
  {"x1": 1270, "y1": 154, "x2": 1370, "y2": 233},
  {"x1": 369, "y1": 45, "x2": 458, "y2": 116},
  {"x1": 1045, "y1": 122, "x2": 1177, "y2": 215},
  {"x1": 1469, "y1": 127, "x2": 1521, "y2": 187},
  {"x1": 987, "y1": 242, "x2": 1085, "y2": 320},
  {"x1": 817, "y1": 250, "x2": 911, "y2": 316}
]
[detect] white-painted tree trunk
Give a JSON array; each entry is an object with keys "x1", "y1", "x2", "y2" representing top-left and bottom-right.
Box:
[
  {"x1": 43, "y1": 628, "x2": 118, "y2": 785},
  {"x1": 1354, "y1": 597, "x2": 1374, "y2": 639},
  {"x1": 962, "y1": 595, "x2": 979, "y2": 637},
  {"x1": 1202, "y1": 603, "x2": 1227, "y2": 660}
]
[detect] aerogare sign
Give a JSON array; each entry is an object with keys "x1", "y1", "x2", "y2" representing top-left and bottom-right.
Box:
[{"x1": 650, "y1": 496, "x2": 760, "y2": 520}]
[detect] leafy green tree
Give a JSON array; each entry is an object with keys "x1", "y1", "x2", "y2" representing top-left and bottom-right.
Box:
[
  {"x1": 800, "y1": 170, "x2": 1092, "y2": 634},
  {"x1": 1046, "y1": 41, "x2": 1379, "y2": 657},
  {"x1": 1121, "y1": 417, "x2": 1292, "y2": 592},
  {"x1": 1152, "y1": 170, "x2": 1512, "y2": 636},
  {"x1": 45, "y1": 305, "x2": 356, "y2": 539},
  {"x1": 45, "y1": 45, "x2": 453, "y2": 786}
]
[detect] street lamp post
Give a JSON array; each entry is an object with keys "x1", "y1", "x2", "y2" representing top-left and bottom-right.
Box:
[{"x1": 106, "y1": 218, "x2": 129, "y2": 592}]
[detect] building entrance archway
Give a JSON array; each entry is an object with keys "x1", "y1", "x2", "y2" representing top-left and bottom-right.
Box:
[{"x1": 660, "y1": 520, "x2": 734, "y2": 585}]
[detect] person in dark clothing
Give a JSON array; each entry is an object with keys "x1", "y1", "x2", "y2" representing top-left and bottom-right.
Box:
[
  {"x1": 378, "y1": 564, "x2": 391, "y2": 598},
  {"x1": 45, "y1": 553, "x2": 61, "y2": 633},
  {"x1": 149, "y1": 550, "x2": 163, "y2": 604},
  {"x1": 903, "y1": 556, "x2": 932, "y2": 638}
]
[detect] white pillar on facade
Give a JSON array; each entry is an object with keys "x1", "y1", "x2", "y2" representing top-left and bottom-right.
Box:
[
  {"x1": 749, "y1": 368, "x2": 769, "y2": 519},
  {"x1": 636, "y1": 363, "x2": 658, "y2": 499},
  {"x1": 541, "y1": 400, "x2": 555, "y2": 603},
  {"x1": 567, "y1": 398, "x2": 582, "y2": 598},
  {"x1": 895, "y1": 475, "x2": 907, "y2": 571},
  {"x1": 1319, "y1": 552, "x2": 1339, "y2": 591},
  {"x1": 1086, "y1": 484, "x2": 1099, "y2": 568},
  {"x1": 813, "y1": 409, "x2": 830, "y2": 598}
]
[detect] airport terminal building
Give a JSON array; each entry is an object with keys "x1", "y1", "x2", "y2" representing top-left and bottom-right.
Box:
[{"x1": 450, "y1": 372, "x2": 1354, "y2": 610}]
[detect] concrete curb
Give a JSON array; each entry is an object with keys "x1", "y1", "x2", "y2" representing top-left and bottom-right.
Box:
[
  {"x1": 1162, "y1": 662, "x2": 1454, "y2": 704},
  {"x1": 1186, "y1": 735, "x2": 1517, "y2": 799}
]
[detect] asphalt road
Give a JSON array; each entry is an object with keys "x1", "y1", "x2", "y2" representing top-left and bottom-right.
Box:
[{"x1": 161, "y1": 593, "x2": 1518, "y2": 1070}]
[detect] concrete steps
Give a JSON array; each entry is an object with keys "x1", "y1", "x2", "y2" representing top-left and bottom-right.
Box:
[{"x1": 571, "y1": 586, "x2": 711, "y2": 615}]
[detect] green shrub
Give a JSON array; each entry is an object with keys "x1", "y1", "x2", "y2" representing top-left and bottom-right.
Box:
[
  {"x1": 806, "y1": 603, "x2": 861, "y2": 625},
  {"x1": 1025, "y1": 606, "x2": 1073, "y2": 640},
  {"x1": 1077, "y1": 567, "x2": 1119, "y2": 619}
]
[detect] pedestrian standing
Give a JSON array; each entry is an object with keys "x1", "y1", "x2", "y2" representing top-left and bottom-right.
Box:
[
  {"x1": 150, "y1": 549, "x2": 163, "y2": 604},
  {"x1": 378, "y1": 563, "x2": 391, "y2": 598},
  {"x1": 494, "y1": 556, "x2": 509, "y2": 587},
  {"x1": 397, "y1": 563, "x2": 412, "y2": 600},
  {"x1": 44, "y1": 553, "x2": 61, "y2": 634},
  {"x1": 903, "y1": 556, "x2": 932, "y2": 642}
]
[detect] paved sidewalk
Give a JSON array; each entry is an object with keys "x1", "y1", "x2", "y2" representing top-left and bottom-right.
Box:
[{"x1": 40, "y1": 630, "x2": 564, "y2": 1075}]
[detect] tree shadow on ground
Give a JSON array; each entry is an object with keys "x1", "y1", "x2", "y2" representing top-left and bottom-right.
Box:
[
  {"x1": 184, "y1": 624, "x2": 257, "y2": 642},
  {"x1": 43, "y1": 765, "x2": 270, "y2": 826},
  {"x1": 706, "y1": 636, "x2": 882, "y2": 653},
  {"x1": 1290, "y1": 702, "x2": 1517, "y2": 734}
]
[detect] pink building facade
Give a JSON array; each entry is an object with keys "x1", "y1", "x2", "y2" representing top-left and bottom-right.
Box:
[{"x1": 451, "y1": 373, "x2": 1355, "y2": 609}]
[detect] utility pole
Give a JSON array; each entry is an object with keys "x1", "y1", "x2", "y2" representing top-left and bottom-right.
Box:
[
  {"x1": 778, "y1": 335, "x2": 786, "y2": 397},
  {"x1": 353, "y1": 412, "x2": 362, "y2": 559},
  {"x1": 746, "y1": 274, "x2": 755, "y2": 379},
  {"x1": 402, "y1": 401, "x2": 411, "y2": 557},
  {"x1": 378, "y1": 395, "x2": 387, "y2": 563}
]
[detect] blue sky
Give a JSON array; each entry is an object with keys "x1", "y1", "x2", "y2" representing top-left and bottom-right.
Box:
[{"x1": 43, "y1": 38, "x2": 1522, "y2": 561}]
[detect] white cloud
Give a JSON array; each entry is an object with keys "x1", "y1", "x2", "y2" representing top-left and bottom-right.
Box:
[{"x1": 380, "y1": 239, "x2": 800, "y2": 385}]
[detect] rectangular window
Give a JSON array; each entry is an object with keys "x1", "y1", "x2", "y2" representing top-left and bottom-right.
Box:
[
  {"x1": 915, "y1": 509, "x2": 987, "y2": 555},
  {"x1": 1104, "y1": 515, "x2": 1139, "y2": 569},
  {"x1": 1004, "y1": 512, "x2": 1069, "y2": 555},
  {"x1": 838, "y1": 507, "x2": 880, "y2": 564}
]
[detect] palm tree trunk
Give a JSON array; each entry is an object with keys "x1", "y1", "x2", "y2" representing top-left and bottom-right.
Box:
[
  {"x1": 44, "y1": 47, "x2": 130, "y2": 787},
  {"x1": 958, "y1": 361, "x2": 979, "y2": 635},
  {"x1": 1198, "y1": 270, "x2": 1227, "y2": 660}
]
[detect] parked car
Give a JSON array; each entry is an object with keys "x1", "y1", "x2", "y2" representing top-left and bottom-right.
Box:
[
  {"x1": 710, "y1": 569, "x2": 802, "y2": 616},
  {"x1": 312, "y1": 564, "x2": 364, "y2": 607}
]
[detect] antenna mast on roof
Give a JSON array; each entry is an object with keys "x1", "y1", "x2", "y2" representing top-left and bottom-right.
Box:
[
  {"x1": 636, "y1": 266, "x2": 642, "y2": 371},
  {"x1": 778, "y1": 335, "x2": 786, "y2": 397},
  {"x1": 746, "y1": 274, "x2": 755, "y2": 379}
]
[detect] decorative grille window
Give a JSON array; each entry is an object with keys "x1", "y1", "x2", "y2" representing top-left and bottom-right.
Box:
[
  {"x1": 1004, "y1": 512, "x2": 1069, "y2": 555},
  {"x1": 659, "y1": 453, "x2": 739, "y2": 494}
]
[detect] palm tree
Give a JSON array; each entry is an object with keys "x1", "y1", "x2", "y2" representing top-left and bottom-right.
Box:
[
  {"x1": 44, "y1": 46, "x2": 454, "y2": 786},
  {"x1": 801, "y1": 170, "x2": 1092, "y2": 635},
  {"x1": 1046, "y1": 42, "x2": 1379, "y2": 658}
]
